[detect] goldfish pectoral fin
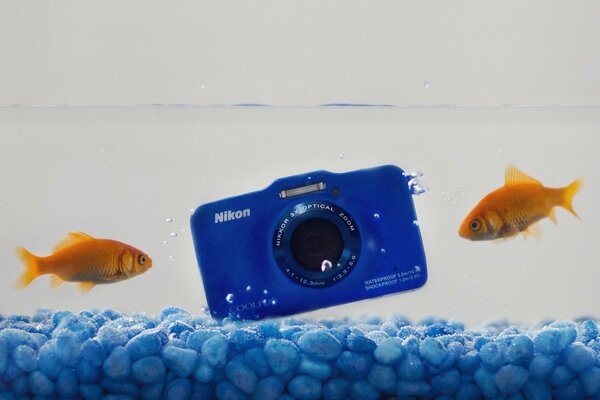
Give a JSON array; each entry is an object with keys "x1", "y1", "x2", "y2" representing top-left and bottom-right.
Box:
[
  {"x1": 78, "y1": 282, "x2": 96, "y2": 293},
  {"x1": 548, "y1": 209, "x2": 558, "y2": 225},
  {"x1": 53, "y1": 231, "x2": 95, "y2": 253},
  {"x1": 505, "y1": 165, "x2": 542, "y2": 186},
  {"x1": 523, "y1": 224, "x2": 542, "y2": 240},
  {"x1": 14, "y1": 246, "x2": 41, "y2": 289},
  {"x1": 49, "y1": 275, "x2": 64, "y2": 289}
]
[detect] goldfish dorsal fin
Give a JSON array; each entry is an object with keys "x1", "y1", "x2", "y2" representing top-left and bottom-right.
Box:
[
  {"x1": 53, "y1": 232, "x2": 95, "y2": 253},
  {"x1": 505, "y1": 165, "x2": 542, "y2": 186},
  {"x1": 49, "y1": 275, "x2": 64, "y2": 289},
  {"x1": 78, "y1": 282, "x2": 96, "y2": 293}
]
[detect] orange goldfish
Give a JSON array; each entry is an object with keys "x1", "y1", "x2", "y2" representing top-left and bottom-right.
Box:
[
  {"x1": 15, "y1": 232, "x2": 152, "y2": 292},
  {"x1": 459, "y1": 165, "x2": 582, "y2": 241}
]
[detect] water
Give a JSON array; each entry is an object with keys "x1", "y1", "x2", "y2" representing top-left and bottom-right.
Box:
[{"x1": 0, "y1": 107, "x2": 598, "y2": 327}]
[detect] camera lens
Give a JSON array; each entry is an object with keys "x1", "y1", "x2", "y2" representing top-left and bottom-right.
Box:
[
  {"x1": 290, "y1": 218, "x2": 344, "y2": 272},
  {"x1": 273, "y1": 201, "x2": 360, "y2": 287}
]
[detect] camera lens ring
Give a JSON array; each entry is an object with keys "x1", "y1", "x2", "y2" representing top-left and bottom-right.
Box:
[{"x1": 272, "y1": 201, "x2": 361, "y2": 288}]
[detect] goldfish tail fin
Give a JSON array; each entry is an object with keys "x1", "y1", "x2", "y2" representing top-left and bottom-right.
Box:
[
  {"x1": 561, "y1": 178, "x2": 583, "y2": 220},
  {"x1": 14, "y1": 247, "x2": 41, "y2": 289}
]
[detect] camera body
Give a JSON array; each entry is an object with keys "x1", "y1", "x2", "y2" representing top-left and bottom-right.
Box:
[{"x1": 190, "y1": 165, "x2": 427, "y2": 319}]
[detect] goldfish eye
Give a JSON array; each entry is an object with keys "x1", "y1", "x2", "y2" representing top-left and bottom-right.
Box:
[
  {"x1": 138, "y1": 254, "x2": 146, "y2": 265},
  {"x1": 470, "y1": 219, "x2": 482, "y2": 232}
]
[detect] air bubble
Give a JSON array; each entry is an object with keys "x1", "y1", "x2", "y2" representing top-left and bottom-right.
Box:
[
  {"x1": 170, "y1": 232, "x2": 178, "y2": 237},
  {"x1": 424, "y1": 80, "x2": 431, "y2": 89},
  {"x1": 245, "y1": 285, "x2": 252, "y2": 292},
  {"x1": 163, "y1": 240, "x2": 168, "y2": 245},
  {"x1": 100, "y1": 148, "x2": 107, "y2": 153},
  {"x1": 321, "y1": 260, "x2": 333, "y2": 272},
  {"x1": 414, "y1": 265, "x2": 421, "y2": 272},
  {"x1": 263, "y1": 289, "x2": 268, "y2": 295},
  {"x1": 413, "y1": 220, "x2": 419, "y2": 226},
  {"x1": 165, "y1": 217, "x2": 173, "y2": 223},
  {"x1": 226, "y1": 293, "x2": 234, "y2": 303},
  {"x1": 408, "y1": 179, "x2": 428, "y2": 196},
  {"x1": 169, "y1": 254, "x2": 174, "y2": 260},
  {"x1": 380, "y1": 248, "x2": 386, "y2": 254},
  {"x1": 373, "y1": 213, "x2": 380, "y2": 219},
  {"x1": 271, "y1": 299, "x2": 277, "y2": 305},
  {"x1": 339, "y1": 154, "x2": 346, "y2": 160}
]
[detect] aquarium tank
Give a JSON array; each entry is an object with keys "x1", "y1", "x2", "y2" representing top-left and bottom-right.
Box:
[{"x1": 1, "y1": 1, "x2": 599, "y2": 399}]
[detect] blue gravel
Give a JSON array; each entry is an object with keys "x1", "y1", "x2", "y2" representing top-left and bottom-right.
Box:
[{"x1": 1, "y1": 309, "x2": 600, "y2": 398}]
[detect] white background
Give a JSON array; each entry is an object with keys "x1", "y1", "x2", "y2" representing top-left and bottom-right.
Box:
[{"x1": 1, "y1": 1, "x2": 599, "y2": 326}]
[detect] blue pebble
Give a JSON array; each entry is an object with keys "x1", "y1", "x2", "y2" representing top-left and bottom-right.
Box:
[
  {"x1": 457, "y1": 351, "x2": 480, "y2": 373},
  {"x1": 580, "y1": 366, "x2": 600, "y2": 397},
  {"x1": 81, "y1": 338, "x2": 105, "y2": 367},
  {"x1": 298, "y1": 355, "x2": 332, "y2": 380},
  {"x1": 474, "y1": 367, "x2": 498, "y2": 397},
  {"x1": 534, "y1": 327, "x2": 576, "y2": 355},
  {"x1": 101, "y1": 377, "x2": 138, "y2": 396},
  {"x1": 523, "y1": 380, "x2": 553, "y2": 400},
  {"x1": 288, "y1": 375, "x2": 322, "y2": 400},
  {"x1": 12, "y1": 345, "x2": 37, "y2": 372},
  {"x1": 160, "y1": 306, "x2": 189, "y2": 321},
  {"x1": 225, "y1": 360, "x2": 258, "y2": 394},
  {"x1": 367, "y1": 363, "x2": 396, "y2": 392},
  {"x1": 431, "y1": 368, "x2": 461, "y2": 394},
  {"x1": 251, "y1": 376, "x2": 284, "y2": 400},
  {"x1": 256, "y1": 320, "x2": 281, "y2": 339},
  {"x1": 297, "y1": 330, "x2": 342, "y2": 361},
  {"x1": 9, "y1": 375, "x2": 28, "y2": 396},
  {"x1": 140, "y1": 381, "x2": 164, "y2": 400},
  {"x1": 97, "y1": 326, "x2": 128, "y2": 353},
  {"x1": 419, "y1": 337, "x2": 447, "y2": 367},
  {"x1": 77, "y1": 358, "x2": 101, "y2": 383},
  {"x1": 202, "y1": 334, "x2": 229, "y2": 368},
  {"x1": 455, "y1": 383, "x2": 482, "y2": 400},
  {"x1": 495, "y1": 364, "x2": 529, "y2": 394},
  {"x1": 103, "y1": 346, "x2": 131, "y2": 380},
  {"x1": 322, "y1": 378, "x2": 350, "y2": 400},
  {"x1": 186, "y1": 330, "x2": 219, "y2": 352},
  {"x1": 132, "y1": 356, "x2": 166, "y2": 383},
  {"x1": 79, "y1": 384, "x2": 103, "y2": 400},
  {"x1": 395, "y1": 380, "x2": 432, "y2": 396},
  {"x1": 193, "y1": 359, "x2": 214, "y2": 382},
  {"x1": 507, "y1": 335, "x2": 533, "y2": 364},
  {"x1": 374, "y1": 338, "x2": 405, "y2": 365},
  {"x1": 528, "y1": 354, "x2": 554, "y2": 379},
  {"x1": 549, "y1": 365, "x2": 574, "y2": 387},
  {"x1": 215, "y1": 381, "x2": 245, "y2": 400},
  {"x1": 163, "y1": 378, "x2": 191, "y2": 400},
  {"x1": 553, "y1": 379, "x2": 584, "y2": 400},
  {"x1": 565, "y1": 343, "x2": 595, "y2": 372},
  {"x1": 244, "y1": 347, "x2": 270, "y2": 377},
  {"x1": 335, "y1": 351, "x2": 373, "y2": 380},
  {"x1": 0, "y1": 341, "x2": 7, "y2": 375},
  {"x1": 37, "y1": 341, "x2": 63, "y2": 379},
  {"x1": 55, "y1": 331, "x2": 81, "y2": 367},
  {"x1": 3, "y1": 360, "x2": 22, "y2": 381},
  {"x1": 56, "y1": 368, "x2": 78, "y2": 397},
  {"x1": 264, "y1": 339, "x2": 299, "y2": 375},
  {"x1": 347, "y1": 333, "x2": 377, "y2": 353},
  {"x1": 350, "y1": 380, "x2": 379, "y2": 400},
  {"x1": 29, "y1": 371, "x2": 54, "y2": 396},
  {"x1": 162, "y1": 345, "x2": 197, "y2": 377},
  {"x1": 365, "y1": 330, "x2": 389, "y2": 344},
  {"x1": 480, "y1": 341, "x2": 507, "y2": 371},
  {"x1": 577, "y1": 320, "x2": 598, "y2": 344},
  {"x1": 397, "y1": 352, "x2": 424, "y2": 380},
  {"x1": 125, "y1": 331, "x2": 162, "y2": 361},
  {"x1": 52, "y1": 310, "x2": 74, "y2": 327}
]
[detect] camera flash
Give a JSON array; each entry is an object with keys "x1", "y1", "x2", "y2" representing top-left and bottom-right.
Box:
[{"x1": 279, "y1": 182, "x2": 326, "y2": 199}]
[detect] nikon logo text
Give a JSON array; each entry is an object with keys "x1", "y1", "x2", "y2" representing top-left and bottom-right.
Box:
[{"x1": 215, "y1": 209, "x2": 251, "y2": 224}]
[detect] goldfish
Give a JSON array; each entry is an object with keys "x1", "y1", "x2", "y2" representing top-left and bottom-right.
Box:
[
  {"x1": 15, "y1": 232, "x2": 152, "y2": 292},
  {"x1": 459, "y1": 165, "x2": 582, "y2": 241}
]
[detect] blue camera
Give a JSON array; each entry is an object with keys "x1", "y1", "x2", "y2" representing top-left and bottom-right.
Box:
[{"x1": 190, "y1": 165, "x2": 427, "y2": 320}]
